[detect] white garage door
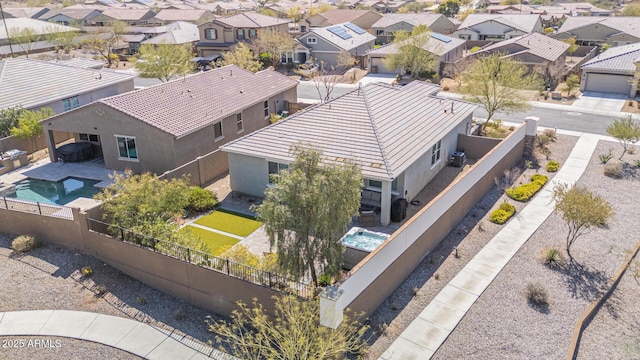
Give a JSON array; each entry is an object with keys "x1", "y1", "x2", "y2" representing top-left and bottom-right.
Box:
[{"x1": 584, "y1": 73, "x2": 632, "y2": 95}]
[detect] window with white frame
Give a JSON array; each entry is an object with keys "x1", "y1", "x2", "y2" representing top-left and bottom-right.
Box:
[
  {"x1": 62, "y1": 96, "x2": 79, "y2": 112},
  {"x1": 237, "y1": 29, "x2": 244, "y2": 40},
  {"x1": 249, "y1": 29, "x2": 257, "y2": 38},
  {"x1": 307, "y1": 37, "x2": 317, "y2": 44},
  {"x1": 431, "y1": 140, "x2": 442, "y2": 166},
  {"x1": 214, "y1": 122, "x2": 223, "y2": 140},
  {"x1": 268, "y1": 161, "x2": 288, "y2": 183},
  {"x1": 236, "y1": 113, "x2": 243, "y2": 132},
  {"x1": 364, "y1": 178, "x2": 398, "y2": 192},
  {"x1": 204, "y1": 28, "x2": 217, "y2": 40},
  {"x1": 263, "y1": 100, "x2": 269, "y2": 117},
  {"x1": 116, "y1": 136, "x2": 137, "y2": 160}
]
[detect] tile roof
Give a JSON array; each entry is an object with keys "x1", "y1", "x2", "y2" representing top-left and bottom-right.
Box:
[
  {"x1": 38, "y1": 8, "x2": 98, "y2": 20},
  {"x1": 0, "y1": 58, "x2": 135, "y2": 110},
  {"x1": 581, "y1": 42, "x2": 640, "y2": 72},
  {"x1": 555, "y1": 16, "x2": 640, "y2": 39},
  {"x1": 216, "y1": 11, "x2": 291, "y2": 28},
  {"x1": 306, "y1": 22, "x2": 376, "y2": 51},
  {"x1": 153, "y1": 9, "x2": 210, "y2": 21},
  {"x1": 0, "y1": 18, "x2": 76, "y2": 40},
  {"x1": 318, "y1": 9, "x2": 379, "y2": 25},
  {"x1": 92, "y1": 65, "x2": 298, "y2": 138},
  {"x1": 0, "y1": 7, "x2": 49, "y2": 18},
  {"x1": 476, "y1": 32, "x2": 569, "y2": 62},
  {"x1": 457, "y1": 14, "x2": 541, "y2": 33},
  {"x1": 99, "y1": 9, "x2": 155, "y2": 20},
  {"x1": 50, "y1": 58, "x2": 106, "y2": 69},
  {"x1": 222, "y1": 81, "x2": 477, "y2": 180},
  {"x1": 366, "y1": 32, "x2": 465, "y2": 56},
  {"x1": 557, "y1": 2, "x2": 611, "y2": 14},
  {"x1": 142, "y1": 21, "x2": 199, "y2": 44},
  {"x1": 370, "y1": 13, "x2": 446, "y2": 29}
]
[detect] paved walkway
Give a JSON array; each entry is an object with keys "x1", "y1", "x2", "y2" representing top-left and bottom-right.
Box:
[
  {"x1": 380, "y1": 132, "x2": 602, "y2": 359},
  {"x1": 0, "y1": 310, "x2": 234, "y2": 360}
]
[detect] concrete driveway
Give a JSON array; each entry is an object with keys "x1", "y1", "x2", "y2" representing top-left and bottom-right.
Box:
[{"x1": 572, "y1": 92, "x2": 628, "y2": 112}]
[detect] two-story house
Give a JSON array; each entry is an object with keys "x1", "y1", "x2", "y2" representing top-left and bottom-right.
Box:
[
  {"x1": 298, "y1": 22, "x2": 376, "y2": 68},
  {"x1": 453, "y1": 14, "x2": 543, "y2": 41}
]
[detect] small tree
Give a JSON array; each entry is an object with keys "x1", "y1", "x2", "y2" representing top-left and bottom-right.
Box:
[
  {"x1": 437, "y1": 0, "x2": 460, "y2": 17},
  {"x1": 256, "y1": 145, "x2": 362, "y2": 285},
  {"x1": 460, "y1": 54, "x2": 542, "y2": 134},
  {"x1": 45, "y1": 26, "x2": 80, "y2": 59},
  {"x1": 622, "y1": 2, "x2": 640, "y2": 16},
  {"x1": 208, "y1": 295, "x2": 369, "y2": 360},
  {"x1": 252, "y1": 29, "x2": 296, "y2": 68},
  {"x1": 8, "y1": 27, "x2": 39, "y2": 58},
  {"x1": 133, "y1": 42, "x2": 194, "y2": 82},
  {"x1": 295, "y1": 59, "x2": 342, "y2": 103},
  {"x1": 220, "y1": 43, "x2": 262, "y2": 73},
  {"x1": 564, "y1": 37, "x2": 578, "y2": 62},
  {"x1": 383, "y1": 25, "x2": 436, "y2": 80},
  {"x1": 10, "y1": 108, "x2": 54, "y2": 151},
  {"x1": 81, "y1": 21, "x2": 127, "y2": 67},
  {"x1": 606, "y1": 114, "x2": 640, "y2": 160},
  {"x1": 563, "y1": 74, "x2": 580, "y2": 97},
  {"x1": 0, "y1": 106, "x2": 26, "y2": 138},
  {"x1": 553, "y1": 183, "x2": 614, "y2": 258},
  {"x1": 287, "y1": 5, "x2": 303, "y2": 24}
]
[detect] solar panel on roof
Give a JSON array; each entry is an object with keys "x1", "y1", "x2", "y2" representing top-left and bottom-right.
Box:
[
  {"x1": 327, "y1": 25, "x2": 352, "y2": 40},
  {"x1": 344, "y1": 22, "x2": 366, "y2": 35},
  {"x1": 431, "y1": 33, "x2": 452, "y2": 43}
]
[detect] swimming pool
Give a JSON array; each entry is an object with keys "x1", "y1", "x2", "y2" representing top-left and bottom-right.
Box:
[
  {"x1": 4, "y1": 177, "x2": 100, "y2": 205},
  {"x1": 341, "y1": 227, "x2": 389, "y2": 252}
]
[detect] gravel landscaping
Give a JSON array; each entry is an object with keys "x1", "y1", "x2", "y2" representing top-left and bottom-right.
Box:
[
  {"x1": 0, "y1": 234, "x2": 222, "y2": 359},
  {"x1": 365, "y1": 133, "x2": 579, "y2": 358},
  {"x1": 0, "y1": 336, "x2": 141, "y2": 360}
]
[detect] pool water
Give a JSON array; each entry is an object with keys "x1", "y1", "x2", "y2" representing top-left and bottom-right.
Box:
[
  {"x1": 5, "y1": 177, "x2": 100, "y2": 205},
  {"x1": 341, "y1": 227, "x2": 389, "y2": 252}
]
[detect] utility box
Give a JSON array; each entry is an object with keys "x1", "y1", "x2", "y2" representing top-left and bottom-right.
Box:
[{"x1": 450, "y1": 151, "x2": 467, "y2": 167}]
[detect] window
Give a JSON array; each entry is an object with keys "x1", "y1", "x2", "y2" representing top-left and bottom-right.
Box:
[
  {"x1": 236, "y1": 113, "x2": 243, "y2": 132},
  {"x1": 204, "y1": 28, "x2": 217, "y2": 40},
  {"x1": 214, "y1": 122, "x2": 223, "y2": 140},
  {"x1": 249, "y1": 29, "x2": 257, "y2": 38},
  {"x1": 237, "y1": 29, "x2": 244, "y2": 40},
  {"x1": 375, "y1": 29, "x2": 384, "y2": 36},
  {"x1": 268, "y1": 161, "x2": 288, "y2": 183},
  {"x1": 365, "y1": 179, "x2": 398, "y2": 192},
  {"x1": 79, "y1": 133, "x2": 99, "y2": 142},
  {"x1": 264, "y1": 100, "x2": 269, "y2": 117},
  {"x1": 306, "y1": 37, "x2": 317, "y2": 44},
  {"x1": 116, "y1": 136, "x2": 137, "y2": 160},
  {"x1": 431, "y1": 140, "x2": 442, "y2": 166},
  {"x1": 62, "y1": 96, "x2": 79, "y2": 112}
]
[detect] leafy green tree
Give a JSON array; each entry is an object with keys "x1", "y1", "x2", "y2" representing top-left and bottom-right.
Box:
[
  {"x1": 10, "y1": 108, "x2": 54, "y2": 151},
  {"x1": 552, "y1": 183, "x2": 614, "y2": 258},
  {"x1": 0, "y1": 106, "x2": 26, "y2": 138},
  {"x1": 563, "y1": 37, "x2": 578, "y2": 61},
  {"x1": 606, "y1": 114, "x2": 640, "y2": 160},
  {"x1": 383, "y1": 25, "x2": 436, "y2": 80},
  {"x1": 81, "y1": 20, "x2": 127, "y2": 67},
  {"x1": 221, "y1": 43, "x2": 262, "y2": 73},
  {"x1": 133, "y1": 43, "x2": 194, "y2": 82},
  {"x1": 622, "y1": 2, "x2": 640, "y2": 16},
  {"x1": 252, "y1": 29, "x2": 296, "y2": 68},
  {"x1": 460, "y1": 54, "x2": 542, "y2": 133},
  {"x1": 45, "y1": 26, "x2": 80, "y2": 59},
  {"x1": 208, "y1": 294, "x2": 369, "y2": 360},
  {"x1": 437, "y1": 0, "x2": 460, "y2": 17},
  {"x1": 287, "y1": 5, "x2": 303, "y2": 23},
  {"x1": 563, "y1": 74, "x2": 580, "y2": 97},
  {"x1": 7, "y1": 27, "x2": 39, "y2": 58},
  {"x1": 256, "y1": 145, "x2": 362, "y2": 285}
]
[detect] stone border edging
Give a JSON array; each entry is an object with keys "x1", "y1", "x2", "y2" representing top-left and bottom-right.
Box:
[{"x1": 566, "y1": 239, "x2": 640, "y2": 360}]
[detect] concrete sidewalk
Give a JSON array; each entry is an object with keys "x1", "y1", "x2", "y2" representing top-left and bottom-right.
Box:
[
  {"x1": 0, "y1": 310, "x2": 234, "y2": 360},
  {"x1": 380, "y1": 133, "x2": 601, "y2": 359}
]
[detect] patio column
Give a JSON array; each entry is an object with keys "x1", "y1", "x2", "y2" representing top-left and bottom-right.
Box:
[
  {"x1": 45, "y1": 130, "x2": 57, "y2": 163},
  {"x1": 380, "y1": 180, "x2": 392, "y2": 226}
]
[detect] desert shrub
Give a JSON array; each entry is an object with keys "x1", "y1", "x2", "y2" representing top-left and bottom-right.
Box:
[
  {"x1": 136, "y1": 296, "x2": 148, "y2": 305},
  {"x1": 11, "y1": 234, "x2": 38, "y2": 253},
  {"x1": 542, "y1": 247, "x2": 564, "y2": 267},
  {"x1": 490, "y1": 203, "x2": 516, "y2": 224},
  {"x1": 469, "y1": 46, "x2": 481, "y2": 53},
  {"x1": 442, "y1": 85, "x2": 450, "y2": 91},
  {"x1": 634, "y1": 159, "x2": 640, "y2": 168},
  {"x1": 506, "y1": 174, "x2": 548, "y2": 202},
  {"x1": 318, "y1": 273, "x2": 332, "y2": 287},
  {"x1": 526, "y1": 282, "x2": 549, "y2": 306},
  {"x1": 599, "y1": 153, "x2": 612, "y2": 164},
  {"x1": 81, "y1": 266, "x2": 93, "y2": 277},
  {"x1": 543, "y1": 128, "x2": 557, "y2": 140},
  {"x1": 186, "y1": 186, "x2": 218, "y2": 213},
  {"x1": 546, "y1": 161, "x2": 559, "y2": 172},
  {"x1": 604, "y1": 161, "x2": 623, "y2": 179}
]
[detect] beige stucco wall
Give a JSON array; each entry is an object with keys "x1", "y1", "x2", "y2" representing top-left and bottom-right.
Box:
[{"x1": 28, "y1": 79, "x2": 135, "y2": 114}]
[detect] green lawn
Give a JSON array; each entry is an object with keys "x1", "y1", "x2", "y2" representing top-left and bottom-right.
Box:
[
  {"x1": 194, "y1": 210, "x2": 263, "y2": 237},
  {"x1": 186, "y1": 226, "x2": 239, "y2": 256}
]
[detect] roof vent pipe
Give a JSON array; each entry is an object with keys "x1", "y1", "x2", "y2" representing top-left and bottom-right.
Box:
[{"x1": 451, "y1": 102, "x2": 454, "y2": 114}]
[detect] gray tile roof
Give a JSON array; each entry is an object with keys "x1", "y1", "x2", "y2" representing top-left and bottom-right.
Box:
[
  {"x1": 555, "y1": 16, "x2": 640, "y2": 40},
  {"x1": 216, "y1": 11, "x2": 291, "y2": 28},
  {"x1": 222, "y1": 81, "x2": 477, "y2": 180},
  {"x1": 0, "y1": 18, "x2": 76, "y2": 40},
  {"x1": 95, "y1": 65, "x2": 298, "y2": 138},
  {"x1": 306, "y1": 22, "x2": 376, "y2": 51},
  {"x1": 142, "y1": 21, "x2": 199, "y2": 44},
  {"x1": 50, "y1": 58, "x2": 106, "y2": 69},
  {"x1": 99, "y1": 9, "x2": 155, "y2": 21},
  {"x1": 581, "y1": 42, "x2": 640, "y2": 72},
  {"x1": 0, "y1": 58, "x2": 135, "y2": 110},
  {"x1": 371, "y1": 13, "x2": 446, "y2": 29},
  {"x1": 317, "y1": 9, "x2": 379, "y2": 25},
  {"x1": 366, "y1": 32, "x2": 465, "y2": 56},
  {"x1": 153, "y1": 9, "x2": 210, "y2": 21},
  {"x1": 38, "y1": 8, "x2": 98, "y2": 20},
  {"x1": 476, "y1": 32, "x2": 569, "y2": 62},
  {"x1": 457, "y1": 14, "x2": 541, "y2": 34}
]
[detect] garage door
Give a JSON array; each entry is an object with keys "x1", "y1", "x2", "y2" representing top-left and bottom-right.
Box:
[{"x1": 584, "y1": 73, "x2": 632, "y2": 95}]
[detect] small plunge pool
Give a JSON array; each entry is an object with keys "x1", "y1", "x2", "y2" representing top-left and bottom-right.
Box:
[
  {"x1": 341, "y1": 227, "x2": 389, "y2": 252},
  {"x1": 4, "y1": 177, "x2": 100, "y2": 205}
]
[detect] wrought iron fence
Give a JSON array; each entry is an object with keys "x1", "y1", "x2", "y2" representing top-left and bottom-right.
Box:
[
  {"x1": 87, "y1": 218, "x2": 314, "y2": 298},
  {"x1": 0, "y1": 197, "x2": 73, "y2": 219}
]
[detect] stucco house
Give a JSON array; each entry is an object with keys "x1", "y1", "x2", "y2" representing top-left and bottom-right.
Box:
[
  {"x1": 370, "y1": 13, "x2": 459, "y2": 44},
  {"x1": 298, "y1": 22, "x2": 376, "y2": 68},
  {"x1": 453, "y1": 14, "x2": 543, "y2": 41},
  {"x1": 579, "y1": 43, "x2": 640, "y2": 97},
  {"x1": 148, "y1": 9, "x2": 216, "y2": 25},
  {"x1": 221, "y1": 81, "x2": 477, "y2": 226},
  {"x1": 552, "y1": 17, "x2": 640, "y2": 47},
  {"x1": 305, "y1": 9, "x2": 382, "y2": 31},
  {"x1": 87, "y1": 9, "x2": 156, "y2": 26},
  {"x1": 141, "y1": 21, "x2": 200, "y2": 46},
  {"x1": 196, "y1": 12, "x2": 291, "y2": 57},
  {"x1": 470, "y1": 32, "x2": 569, "y2": 68},
  {"x1": 42, "y1": 65, "x2": 298, "y2": 175},
  {"x1": 0, "y1": 58, "x2": 135, "y2": 113},
  {"x1": 38, "y1": 8, "x2": 102, "y2": 26},
  {"x1": 366, "y1": 32, "x2": 465, "y2": 76}
]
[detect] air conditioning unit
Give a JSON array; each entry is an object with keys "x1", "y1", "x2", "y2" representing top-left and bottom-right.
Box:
[{"x1": 450, "y1": 151, "x2": 467, "y2": 168}]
